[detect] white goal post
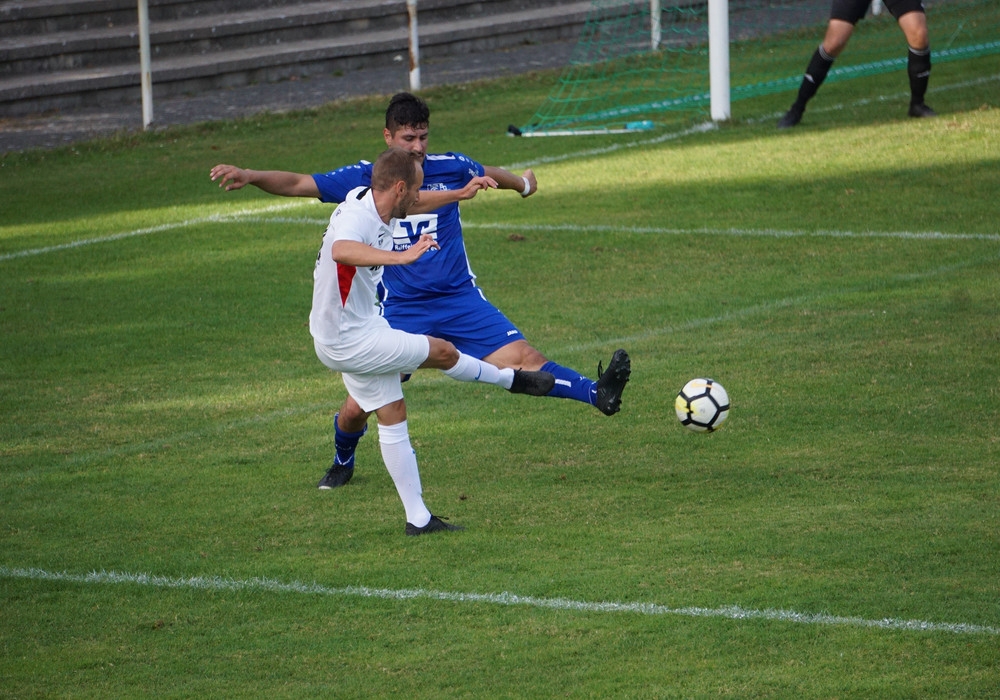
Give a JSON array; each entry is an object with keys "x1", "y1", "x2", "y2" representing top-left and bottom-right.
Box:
[
  {"x1": 138, "y1": 0, "x2": 153, "y2": 129},
  {"x1": 708, "y1": 0, "x2": 731, "y2": 121},
  {"x1": 653, "y1": 0, "x2": 731, "y2": 122}
]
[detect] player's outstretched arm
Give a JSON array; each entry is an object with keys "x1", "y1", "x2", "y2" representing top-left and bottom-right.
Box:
[
  {"x1": 332, "y1": 234, "x2": 439, "y2": 267},
  {"x1": 210, "y1": 164, "x2": 321, "y2": 198},
  {"x1": 483, "y1": 166, "x2": 537, "y2": 198},
  {"x1": 408, "y1": 175, "x2": 499, "y2": 214}
]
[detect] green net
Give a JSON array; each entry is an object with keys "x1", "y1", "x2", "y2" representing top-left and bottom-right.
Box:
[{"x1": 515, "y1": 0, "x2": 1000, "y2": 135}]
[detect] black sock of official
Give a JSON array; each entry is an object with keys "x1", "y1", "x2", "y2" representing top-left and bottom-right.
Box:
[
  {"x1": 792, "y1": 46, "x2": 835, "y2": 111},
  {"x1": 908, "y1": 46, "x2": 931, "y2": 106}
]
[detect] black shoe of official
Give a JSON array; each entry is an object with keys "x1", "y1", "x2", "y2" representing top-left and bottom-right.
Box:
[
  {"x1": 405, "y1": 515, "x2": 465, "y2": 536},
  {"x1": 509, "y1": 369, "x2": 556, "y2": 396},
  {"x1": 777, "y1": 105, "x2": 804, "y2": 129},
  {"x1": 594, "y1": 349, "x2": 631, "y2": 416},
  {"x1": 908, "y1": 102, "x2": 937, "y2": 118},
  {"x1": 317, "y1": 461, "x2": 354, "y2": 489}
]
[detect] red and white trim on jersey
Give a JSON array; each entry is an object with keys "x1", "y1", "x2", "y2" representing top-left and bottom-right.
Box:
[{"x1": 309, "y1": 186, "x2": 393, "y2": 346}]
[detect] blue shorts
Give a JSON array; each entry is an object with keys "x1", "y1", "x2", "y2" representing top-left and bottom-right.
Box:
[{"x1": 383, "y1": 285, "x2": 525, "y2": 360}]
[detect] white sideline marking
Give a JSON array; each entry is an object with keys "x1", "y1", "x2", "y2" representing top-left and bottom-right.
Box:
[
  {"x1": 463, "y1": 222, "x2": 1000, "y2": 242},
  {"x1": 69, "y1": 214, "x2": 1000, "y2": 244},
  {"x1": 0, "y1": 202, "x2": 305, "y2": 262},
  {"x1": 2, "y1": 566, "x2": 997, "y2": 636},
  {"x1": 9, "y1": 211, "x2": 994, "y2": 267},
  {"x1": 164, "y1": 215, "x2": 1000, "y2": 241},
  {"x1": 3, "y1": 70, "x2": 997, "y2": 265}
]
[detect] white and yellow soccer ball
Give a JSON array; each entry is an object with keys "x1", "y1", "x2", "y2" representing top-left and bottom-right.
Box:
[{"x1": 675, "y1": 378, "x2": 730, "y2": 432}]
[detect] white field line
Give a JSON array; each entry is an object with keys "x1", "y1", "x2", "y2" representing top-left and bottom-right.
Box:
[
  {"x1": 0, "y1": 74, "x2": 1000, "y2": 262},
  {"x1": 160, "y1": 215, "x2": 1000, "y2": 241},
  {"x1": 0, "y1": 201, "x2": 305, "y2": 263},
  {"x1": 8, "y1": 209, "x2": 994, "y2": 266},
  {"x1": 201, "y1": 216, "x2": 1000, "y2": 242},
  {"x1": 1, "y1": 566, "x2": 996, "y2": 636},
  {"x1": 3, "y1": 70, "x2": 997, "y2": 264},
  {"x1": 462, "y1": 221, "x2": 1000, "y2": 242}
]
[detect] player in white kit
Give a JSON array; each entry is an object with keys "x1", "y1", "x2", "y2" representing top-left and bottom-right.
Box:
[{"x1": 311, "y1": 148, "x2": 555, "y2": 535}]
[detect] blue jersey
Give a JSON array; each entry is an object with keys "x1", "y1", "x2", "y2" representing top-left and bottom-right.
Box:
[{"x1": 312, "y1": 153, "x2": 485, "y2": 302}]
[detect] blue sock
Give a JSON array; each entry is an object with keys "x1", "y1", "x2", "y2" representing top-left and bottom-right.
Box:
[
  {"x1": 541, "y1": 361, "x2": 597, "y2": 405},
  {"x1": 334, "y1": 412, "x2": 367, "y2": 467}
]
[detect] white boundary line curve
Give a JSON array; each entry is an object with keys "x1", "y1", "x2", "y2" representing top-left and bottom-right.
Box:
[
  {"x1": 2, "y1": 566, "x2": 997, "y2": 636},
  {"x1": 461, "y1": 222, "x2": 1000, "y2": 241},
  {"x1": 3, "y1": 72, "x2": 997, "y2": 264},
  {"x1": 6, "y1": 211, "x2": 996, "y2": 264},
  {"x1": 0, "y1": 202, "x2": 304, "y2": 263}
]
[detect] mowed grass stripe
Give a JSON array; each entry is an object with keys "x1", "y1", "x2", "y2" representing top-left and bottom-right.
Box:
[{"x1": 41, "y1": 242, "x2": 998, "y2": 468}]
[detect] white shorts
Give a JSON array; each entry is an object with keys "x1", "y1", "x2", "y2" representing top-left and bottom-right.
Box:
[{"x1": 313, "y1": 318, "x2": 430, "y2": 413}]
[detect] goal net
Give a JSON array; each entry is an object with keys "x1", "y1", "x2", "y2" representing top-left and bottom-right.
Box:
[{"x1": 512, "y1": 0, "x2": 999, "y2": 136}]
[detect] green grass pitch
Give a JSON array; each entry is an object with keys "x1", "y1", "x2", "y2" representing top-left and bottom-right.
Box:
[{"x1": 2, "y1": 55, "x2": 999, "y2": 697}]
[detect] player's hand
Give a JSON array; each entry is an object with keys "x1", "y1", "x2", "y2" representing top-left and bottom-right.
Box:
[
  {"x1": 455, "y1": 175, "x2": 499, "y2": 201},
  {"x1": 401, "y1": 233, "x2": 440, "y2": 263},
  {"x1": 521, "y1": 169, "x2": 537, "y2": 198},
  {"x1": 210, "y1": 164, "x2": 250, "y2": 191}
]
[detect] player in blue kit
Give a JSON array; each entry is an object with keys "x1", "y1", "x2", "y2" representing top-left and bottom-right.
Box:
[
  {"x1": 311, "y1": 148, "x2": 554, "y2": 534},
  {"x1": 210, "y1": 92, "x2": 631, "y2": 489}
]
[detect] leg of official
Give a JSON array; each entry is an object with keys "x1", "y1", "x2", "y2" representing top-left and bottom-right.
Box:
[
  {"x1": 821, "y1": 18, "x2": 854, "y2": 58},
  {"x1": 374, "y1": 400, "x2": 433, "y2": 529},
  {"x1": 898, "y1": 11, "x2": 933, "y2": 115},
  {"x1": 778, "y1": 20, "x2": 854, "y2": 128}
]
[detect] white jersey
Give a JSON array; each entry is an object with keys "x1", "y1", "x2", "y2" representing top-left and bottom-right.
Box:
[{"x1": 309, "y1": 186, "x2": 394, "y2": 346}]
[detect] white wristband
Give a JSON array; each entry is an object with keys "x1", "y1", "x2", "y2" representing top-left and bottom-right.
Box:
[{"x1": 520, "y1": 176, "x2": 531, "y2": 197}]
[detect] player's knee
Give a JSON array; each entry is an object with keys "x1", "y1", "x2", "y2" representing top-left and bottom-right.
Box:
[
  {"x1": 483, "y1": 340, "x2": 547, "y2": 371},
  {"x1": 822, "y1": 36, "x2": 850, "y2": 58},
  {"x1": 337, "y1": 399, "x2": 369, "y2": 431},
  {"x1": 423, "y1": 337, "x2": 459, "y2": 369},
  {"x1": 899, "y1": 11, "x2": 928, "y2": 49},
  {"x1": 516, "y1": 345, "x2": 549, "y2": 372},
  {"x1": 822, "y1": 20, "x2": 853, "y2": 57},
  {"x1": 375, "y1": 399, "x2": 407, "y2": 426}
]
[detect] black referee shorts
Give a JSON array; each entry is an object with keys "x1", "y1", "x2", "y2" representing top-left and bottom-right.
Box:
[{"x1": 830, "y1": 0, "x2": 925, "y2": 25}]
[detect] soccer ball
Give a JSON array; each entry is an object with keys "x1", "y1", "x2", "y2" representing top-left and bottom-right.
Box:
[{"x1": 675, "y1": 378, "x2": 730, "y2": 432}]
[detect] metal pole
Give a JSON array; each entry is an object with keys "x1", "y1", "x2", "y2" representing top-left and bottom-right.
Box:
[
  {"x1": 708, "y1": 0, "x2": 730, "y2": 121},
  {"x1": 650, "y1": 0, "x2": 661, "y2": 51},
  {"x1": 406, "y1": 0, "x2": 421, "y2": 91},
  {"x1": 137, "y1": 0, "x2": 153, "y2": 128}
]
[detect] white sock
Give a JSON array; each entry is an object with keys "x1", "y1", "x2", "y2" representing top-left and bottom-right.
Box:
[
  {"x1": 442, "y1": 352, "x2": 514, "y2": 389},
  {"x1": 378, "y1": 420, "x2": 431, "y2": 528}
]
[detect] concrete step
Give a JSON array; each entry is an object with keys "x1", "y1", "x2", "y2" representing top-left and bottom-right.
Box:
[
  {"x1": 0, "y1": 0, "x2": 597, "y2": 117},
  {"x1": 1, "y1": 0, "x2": 395, "y2": 37},
  {"x1": 2, "y1": 1, "x2": 411, "y2": 71}
]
